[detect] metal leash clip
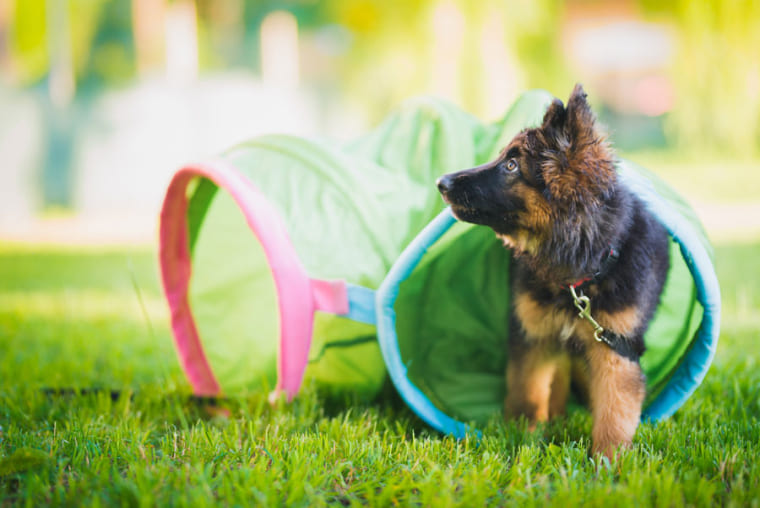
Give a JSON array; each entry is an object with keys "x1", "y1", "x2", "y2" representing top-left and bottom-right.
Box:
[{"x1": 569, "y1": 285, "x2": 605, "y2": 342}]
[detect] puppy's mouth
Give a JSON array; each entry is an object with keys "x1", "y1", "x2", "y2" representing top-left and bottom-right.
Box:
[
  {"x1": 438, "y1": 189, "x2": 474, "y2": 219},
  {"x1": 436, "y1": 176, "x2": 492, "y2": 226},
  {"x1": 447, "y1": 198, "x2": 521, "y2": 236},
  {"x1": 447, "y1": 203, "x2": 483, "y2": 224},
  {"x1": 438, "y1": 188, "x2": 474, "y2": 216}
]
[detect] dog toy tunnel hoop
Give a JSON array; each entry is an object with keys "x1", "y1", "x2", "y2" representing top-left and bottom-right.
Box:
[
  {"x1": 375, "y1": 167, "x2": 721, "y2": 438},
  {"x1": 158, "y1": 91, "x2": 720, "y2": 437},
  {"x1": 160, "y1": 160, "x2": 379, "y2": 400}
]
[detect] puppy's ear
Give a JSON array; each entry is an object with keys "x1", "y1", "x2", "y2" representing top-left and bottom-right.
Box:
[
  {"x1": 566, "y1": 84, "x2": 596, "y2": 139},
  {"x1": 541, "y1": 84, "x2": 615, "y2": 205},
  {"x1": 541, "y1": 98, "x2": 566, "y2": 131}
]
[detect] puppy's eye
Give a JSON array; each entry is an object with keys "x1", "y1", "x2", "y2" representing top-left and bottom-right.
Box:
[{"x1": 505, "y1": 158, "x2": 519, "y2": 173}]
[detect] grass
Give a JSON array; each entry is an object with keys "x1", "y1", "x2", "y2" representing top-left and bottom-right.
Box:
[{"x1": 1, "y1": 242, "x2": 759, "y2": 506}]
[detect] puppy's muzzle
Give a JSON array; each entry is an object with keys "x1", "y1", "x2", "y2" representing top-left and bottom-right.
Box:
[{"x1": 436, "y1": 175, "x2": 454, "y2": 194}]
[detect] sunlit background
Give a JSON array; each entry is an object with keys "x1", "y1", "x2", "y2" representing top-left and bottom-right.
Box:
[{"x1": 1, "y1": 0, "x2": 758, "y2": 244}]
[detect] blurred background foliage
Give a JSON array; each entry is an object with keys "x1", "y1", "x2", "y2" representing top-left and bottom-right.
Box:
[
  {"x1": 0, "y1": 0, "x2": 758, "y2": 227},
  {"x1": 637, "y1": 0, "x2": 760, "y2": 157}
]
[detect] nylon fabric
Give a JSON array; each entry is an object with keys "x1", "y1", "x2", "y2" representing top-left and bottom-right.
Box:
[{"x1": 177, "y1": 90, "x2": 716, "y2": 427}]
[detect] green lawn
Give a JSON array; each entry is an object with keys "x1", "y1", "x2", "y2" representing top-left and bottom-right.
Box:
[{"x1": 1, "y1": 242, "x2": 759, "y2": 506}]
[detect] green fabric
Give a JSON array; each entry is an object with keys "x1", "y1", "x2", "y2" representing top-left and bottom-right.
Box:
[
  {"x1": 395, "y1": 225, "x2": 703, "y2": 423},
  {"x1": 184, "y1": 90, "x2": 709, "y2": 417},
  {"x1": 189, "y1": 189, "x2": 279, "y2": 393},
  {"x1": 187, "y1": 177, "x2": 218, "y2": 252},
  {"x1": 395, "y1": 223, "x2": 511, "y2": 423},
  {"x1": 305, "y1": 314, "x2": 383, "y2": 393},
  {"x1": 639, "y1": 239, "x2": 702, "y2": 400}
]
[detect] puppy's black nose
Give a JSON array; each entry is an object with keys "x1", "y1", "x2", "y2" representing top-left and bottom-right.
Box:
[{"x1": 436, "y1": 175, "x2": 453, "y2": 194}]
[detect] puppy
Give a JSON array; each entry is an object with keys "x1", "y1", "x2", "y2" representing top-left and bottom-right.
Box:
[{"x1": 436, "y1": 85, "x2": 669, "y2": 458}]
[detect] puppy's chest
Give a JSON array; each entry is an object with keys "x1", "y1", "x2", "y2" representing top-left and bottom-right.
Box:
[
  {"x1": 513, "y1": 289, "x2": 643, "y2": 350},
  {"x1": 513, "y1": 292, "x2": 579, "y2": 344}
]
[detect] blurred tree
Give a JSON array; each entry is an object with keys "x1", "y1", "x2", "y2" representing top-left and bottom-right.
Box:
[
  {"x1": 459, "y1": 0, "x2": 573, "y2": 116},
  {"x1": 197, "y1": 0, "x2": 244, "y2": 70},
  {"x1": 640, "y1": 0, "x2": 760, "y2": 156},
  {"x1": 316, "y1": 0, "x2": 572, "y2": 122},
  {"x1": 9, "y1": 0, "x2": 136, "y2": 209},
  {"x1": 506, "y1": 0, "x2": 572, "y2": 96},
  {"x1": 76, "y1": 0, "x2": 136, "y2": 90},
  {"x1": 9, "y1": 0, "x2": 48, "y2": 86},
  {"x1": 9, "y1": 0, "x2": 136, "y2": 90},
  {"x1": 322, "y1": 0, "x2": 432, "y2": 120}
]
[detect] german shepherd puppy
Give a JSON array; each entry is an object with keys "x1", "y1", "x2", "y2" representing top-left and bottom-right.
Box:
[{"x1": 436, "y1": 85, "x2": 669, "y2": 458}]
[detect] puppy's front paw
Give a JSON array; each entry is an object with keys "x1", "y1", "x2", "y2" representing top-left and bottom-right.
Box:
[
  {"x1": 591, "y1": 434, "x2": 633, "y2": 460},
  {"x1": 504, "y1": 394, "x2": 543, "y2": 431}
]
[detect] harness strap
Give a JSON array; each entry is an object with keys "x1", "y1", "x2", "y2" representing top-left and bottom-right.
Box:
[
  {"x1": 565, "y1": 249, "x2": 642, "y2": 362},
  {"x1": 596, "y1": 330, "x2": 643, "y2": 362}
]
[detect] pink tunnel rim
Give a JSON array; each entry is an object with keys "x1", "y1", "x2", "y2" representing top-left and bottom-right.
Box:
[{"x1": 159, "y1": 160, "x2": 348, "y2": 400}]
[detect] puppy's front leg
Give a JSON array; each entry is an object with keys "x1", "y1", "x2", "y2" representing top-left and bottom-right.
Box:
[
  {"x1": 504, "y1": 342, "x2": 559, "y2": 426},
  {"x1": 548, "y1": 355, "x2": 571, "y2": 418},
  {"x1": 587, "y1": 343, "x2": 646, "y2": 459}
]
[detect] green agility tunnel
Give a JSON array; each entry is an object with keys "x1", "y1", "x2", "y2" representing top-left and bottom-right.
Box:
[{"x1": 159, "y1": 91, "x2": 720, "y2": 435}]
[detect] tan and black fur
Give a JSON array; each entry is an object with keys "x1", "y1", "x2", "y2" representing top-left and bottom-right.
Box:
[{"x1": 436, "y1": 85, "x2": 669, "y2": 458}]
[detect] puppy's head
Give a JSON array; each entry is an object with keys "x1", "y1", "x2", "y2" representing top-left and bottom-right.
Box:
[{"x1": 436, "y1": 84, "x2": 616, "y2": 254}]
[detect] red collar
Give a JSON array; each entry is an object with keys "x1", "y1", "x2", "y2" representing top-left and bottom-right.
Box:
[
  {"x1": 567, "y1": 276, "x2": 593, "y2": 290},
  {"x1": 564, "y1": 246, "x2": 620, "y2": 291}
]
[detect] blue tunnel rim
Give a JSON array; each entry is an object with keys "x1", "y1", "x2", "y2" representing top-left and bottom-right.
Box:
[{"x1": 375, "y1": 164, "x2": 721, "y2": 439}]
